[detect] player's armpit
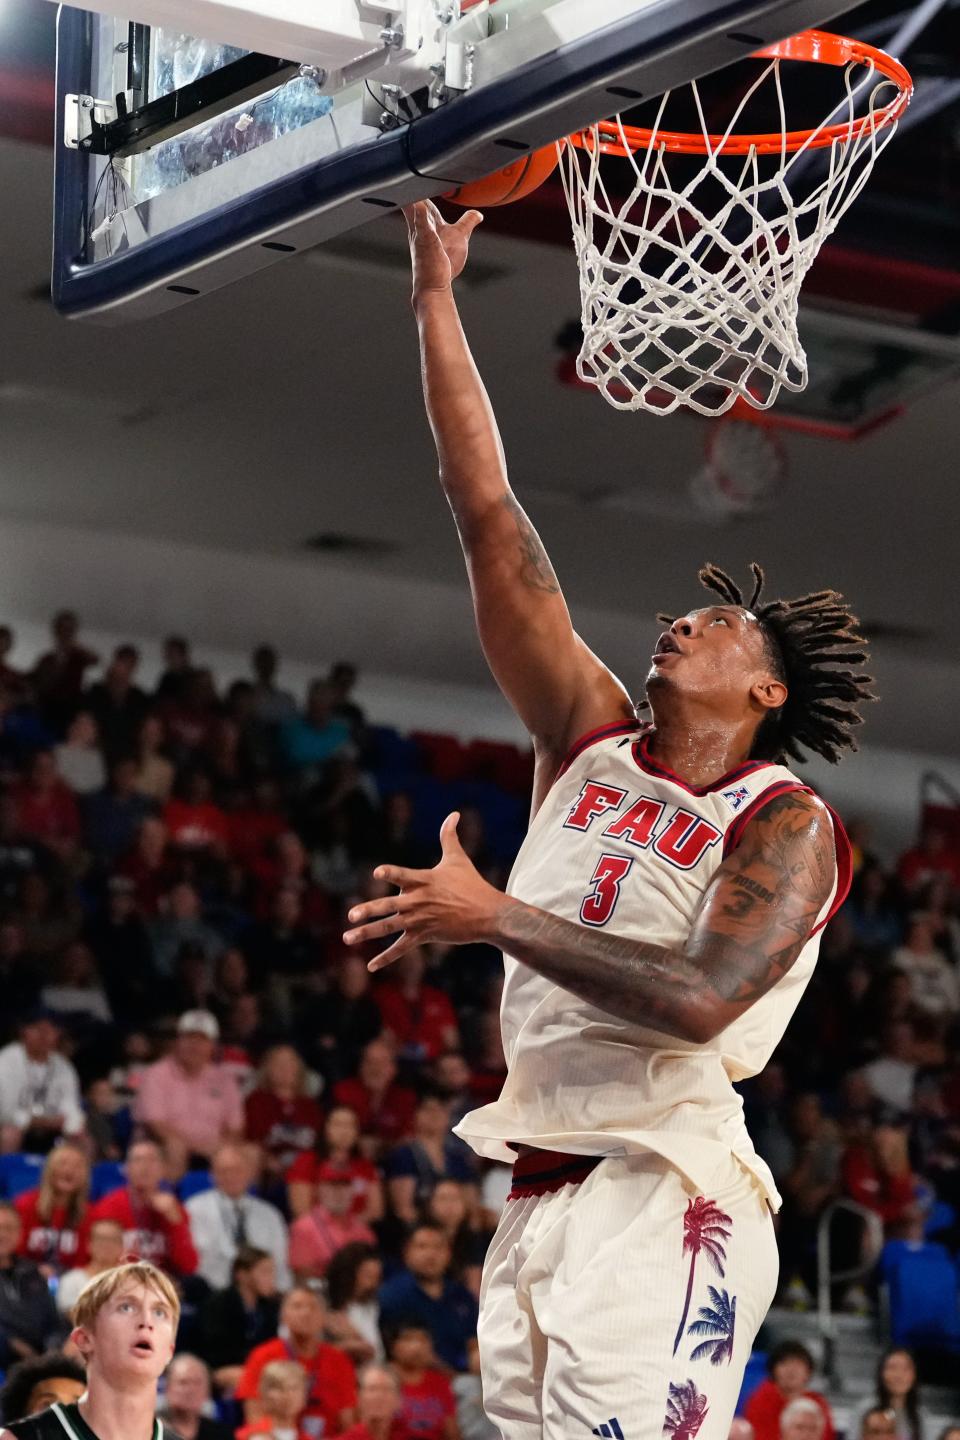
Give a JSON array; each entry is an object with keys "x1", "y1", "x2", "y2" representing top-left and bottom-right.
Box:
[{"x1": 681, "y1": 789, "x2": 837, "y2": 1041}]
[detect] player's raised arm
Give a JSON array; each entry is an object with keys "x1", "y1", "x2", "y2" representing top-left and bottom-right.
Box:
[{"x1": 405, "y1": 201, "x2": 633, "y2": 772}]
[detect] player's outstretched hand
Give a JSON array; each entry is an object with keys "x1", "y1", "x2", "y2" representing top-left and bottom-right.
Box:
[
  {"x1": 403, "y1": 199, "x2": 483, "y2": 298},
  {"x1": 343, "y1": 811, "x2": 503, "y2": 970}
]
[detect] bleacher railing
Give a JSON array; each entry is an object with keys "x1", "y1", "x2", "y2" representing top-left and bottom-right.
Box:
[{"x1": 816, "y1": 1198, "x2": 884, "y2": 1382}]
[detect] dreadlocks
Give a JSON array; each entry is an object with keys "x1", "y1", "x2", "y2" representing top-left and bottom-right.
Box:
[{"x1": 660, "y1": 562, "x2": 874, "y2": 767}]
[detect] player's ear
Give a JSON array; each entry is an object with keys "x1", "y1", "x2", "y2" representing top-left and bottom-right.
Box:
[
  {"x1": 70, "y1": 1325, "x2": 93, "y2": 1361},
  {"x1": 750, "y1": 676, "x2": 787, "y2": 713}
]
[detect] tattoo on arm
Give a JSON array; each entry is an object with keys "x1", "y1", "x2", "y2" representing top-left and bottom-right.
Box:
[
  {"x1": 502, "y1": 495, "x2": 560, "y2": 594},
  {"x1": 491, "y1": 790, "x2": 836, "y2": 1044}
]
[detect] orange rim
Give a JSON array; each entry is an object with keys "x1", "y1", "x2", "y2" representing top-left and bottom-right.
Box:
[{"x1": 567, "y1": 30, "x2": 913, "y2": 157}]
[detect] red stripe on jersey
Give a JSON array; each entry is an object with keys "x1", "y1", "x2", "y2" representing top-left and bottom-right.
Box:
[
  {"x1": 506, "y1": 1146, "x2": 603, "y2": 1200},
  {"x1": 632, "y1": 733, "x2": 775, "y2": 796},
  {"x1": 811, "y1": 803, "x2": 853, "y2": 935},
  {"x1": 556, "y1": 721, "x2": 642, "y2": 779}
]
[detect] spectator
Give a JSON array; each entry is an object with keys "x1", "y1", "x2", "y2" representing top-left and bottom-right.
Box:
[
  {"x1": 11, "y1": 751, "x2": 81, "y2": 863},
  {"x1": 854, "y1": 1349, "x2": 929, "y2": 1440},
  {"x1": 897, "y1": 827, "x2": 960, "y2": 897},
  {"x1": 56, "y1": 1216, "x2": 125, "y2": 1315},
  {"x1": 0, "y1": 1203, "x2": 65, "y2": 1365},
  {"x1": 244, "y1": 1047, "x2": 323, "y2": 1186},
  {"x1": 235, "y1": 1286, "x2": 357, "y2": 1435},
  {"x1": 90, "y1": 1138, "x2": 198, "y2": 1277},
  {"x1": 281, "y1": 680, "x2": 352, "y2": 776},
  {"x1": 198, "y1": 1246, "x2": 280, "y2": 1391},
  {"x1": 781, "y1": 1399, "x2": 825, "y2": 1440},
  {"x1": 325, "y1": 1243, "x2": 384, "y2": 1366},
  {"x1": 162, "y1": 1353, "x2": 234, "y2": 1440},
  {"x1": 327, "y1": 663, "x2": 366, "y2": 744},
  {"x1": 375, "y1": 949, "x2": 459, "y2": 1067},
  {"x1": 0, "y1": 794, "x2": 54, "y2": 908},
  {"x1": 155, "y1": 637, "x2": 196, "y2": 706},
  {"x1": 149, "y1": 884, "x2": 226, "y2": 980},
  {"x1": 0, "y1": 1354, "x2": 86, "y2": 1423},
  {"x1": 450, "y1": 1338, "x2": 495, "y2": 1440},
  {"x1": 31, "y1": 610, "x2": 98, "y2": 729},
  {"x1": 422, "y1": 1181, "x2": 490, "y2": 1300},
  {"x1": 842, "y1": 1111, "x2": 919, "y2": 1237},
  {"x1": 891, "y1": 915, "x2": 960, "y2": 1026},
  {"x1": 164, "y1": 770, "x2": 230, "y2": 855},
  {"x1": 729, "y1": 1421, "x2": 756, "y2": 1440},
  {"x1": 236, "y1": 1361, "x2": 310, "y2": 1440},
  {"x1": 379, "y1": 792, "x2": 433, "y2": 871},
  {"x1": 777, "y1": 1094, "x2": 843, "y2": 1308},
  {"x1": 54, "y1": 711, "x2": 106, "y2": 796},
  {"x1": 136, "y1": 1010, "x2": 244, "y2": 1176},
  {"x1": 288, "y1": 1106, "x2": 383, "y2": 1224},
  {"x1": 842, "y1": 864, "x2": 901, "y2": 956},
  {"x1": 83, "y1": 756, "x2": 156, "y2": 864},
  {"x1": 0, "y1": 921, "x2": 41, "y2": 1018},
  {"x1": 228, "y1": 778, "x2": 288, "y2": 872},
  {"x1": 117, "y1": 816, "x2": 176, "y2": 916},
  {"x1": 384, "y1": 1092, "x2": 476, "y2": 1227},
  {"x1": 378, "y1": 1223, "x2": 478, "y2": 1374},
  {"x1": 332, "y1": 1041, "x2": 417, "y2": 1158},
  {"x1": 250, "y1": 646, "x2": 298, "y2": 731},
  {"x1": 340, "y1": 1364, "x2": 410, "y2": 1440},
  {"x1": 0, "y1": 626, "x2": 28, "y2": 702},
  {"x1": 162, "y1": 668, "x2": 220, "y2": 759},
  {"x1": 85, "y1": 876, "x2": 157, "y2": 1024},
  {"x1": 40, "y1": 940, "x2": 113, "y2": 1026},
  {"x1": 244, "y1": 887, "x2": 315, "y2": 1016},
  {"x1": 0, "y1": 1009, "x2": 86, "y2": 1154},
  {"x1": 297, "y1": 954, "x2": 383, "y2": 1084},
  {"x1": 288, "y1": 1165, "x2": 376, "y2": 1281},
  {"x1": 14, "y1": 1142, "x2": 91, "y2": 1275},
  {"x1": 863, "y1": 1023, "x2": 919, "y2": 1113},
  {"x1": 86, "y1": 644, "x2": 150, "y2": 763},
  {"x1": 132, "y1": 713, "x2": 176, "y2": 805},
  {"x1": 860, "y1": 1413, "x2": 897, "y2": 1440},
  {"x1": 12, "y1": 871, "x2": 82, "y2": 964},
  {"x1": 744, "y1": 1342, "x2": 835, "y2": 1440},
  {"x1": 432, "y1": 1054, "x2": 475, "y2": 1133},
  {"x1": 385, "y1": 1323, "x2": 460, "y2": 1440},
  {"x1": 185, "y1": 1141, "x2": 291, "y2": 1291}
]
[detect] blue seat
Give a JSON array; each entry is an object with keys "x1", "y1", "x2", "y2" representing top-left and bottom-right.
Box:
[
  {"x1": 880, "y1": 1240, "x2": 960, "y2": 1350},
  {"x1": 736, "y1": 1350, "x2": 767, "y2": 1414},
  {"x1": 90, "y1": 1160, "x2": 126, "y2": 1201},
  {"x1": 0, "y1": 1152, "x2": 44, "y2": 1199},
  {"x1": 177, "y1": 1169, "x2": 213, "y2": 1201}
]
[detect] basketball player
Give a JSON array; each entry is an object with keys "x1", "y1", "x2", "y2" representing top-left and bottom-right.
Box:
[
  {"x1": 343, "y1": 200, "x2": 871, "y2": 1440},
  {"x1": 0, "y1": 1261, "x2": 180, "y2": 1440}
]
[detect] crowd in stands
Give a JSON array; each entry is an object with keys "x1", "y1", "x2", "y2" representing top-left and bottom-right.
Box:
[{"x1": 0, "y1": 609, "x2": 956, "y2": 1440}]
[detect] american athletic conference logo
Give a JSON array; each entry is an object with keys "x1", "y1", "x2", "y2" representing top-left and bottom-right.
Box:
[{"x1": 721, "y1": 785, "x2": 750, "y2": 812}]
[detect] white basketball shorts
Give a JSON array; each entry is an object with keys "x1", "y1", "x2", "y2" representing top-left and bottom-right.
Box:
[{"x1": 477, "y1": 1147, "x2": 779, "y2": 1440}]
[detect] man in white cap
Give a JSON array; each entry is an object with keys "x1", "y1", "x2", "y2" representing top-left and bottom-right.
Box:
[{"x1": 136, "y1": 1011, "x2": 244, "y2": 1179}]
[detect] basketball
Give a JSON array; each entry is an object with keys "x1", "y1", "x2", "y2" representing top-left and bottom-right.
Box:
[{"x1": 444, "y1": 141, "x2": 562, "y2": 207}]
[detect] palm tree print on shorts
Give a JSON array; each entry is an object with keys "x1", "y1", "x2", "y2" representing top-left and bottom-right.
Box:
[
  {"x1": 687, "y1": 1285, "x2": 737, "y2": 1365},
  {"x1": 662, "y1": 1379, "x2": 710, "y2": 1440},
  {"x1": 672, "y1": 1197, "x2": 732, "y2": 1356}
]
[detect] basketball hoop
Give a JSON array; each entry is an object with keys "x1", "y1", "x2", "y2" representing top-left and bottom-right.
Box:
[{"x1": 559, "y1": 31, "x2": 913, "y2": 417}]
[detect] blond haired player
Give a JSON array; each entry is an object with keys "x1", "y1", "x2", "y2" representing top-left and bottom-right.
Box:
[
  {"x1": 0, "y1": 1262, "x2": 180, "y2": 1440},
  {"x1": 344, "y1": 201, "x2": 872, "y2": 1440}
]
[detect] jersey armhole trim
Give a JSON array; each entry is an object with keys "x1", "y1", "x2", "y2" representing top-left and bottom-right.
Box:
[{"x1": 555, "y1": 720, "x2": 642, "y2": 780}]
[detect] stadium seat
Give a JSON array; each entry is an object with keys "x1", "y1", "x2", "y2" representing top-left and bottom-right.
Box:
[
  {"x1": 90, "y1": 1159, "x2": 126, "y2": 1201},
  {"x1": 0, "y1": 1152, "x2": 44, "y2": 1199},
  {"x1": 880, "y1": 1239, "x2": 960, "y2": 1350},
  {"x1": 177, "y1": 1169, "x2": 214, "y2": 1201},
  {"x1": 736, "y1": 1350, "x2": 768, "y2": 1414}
]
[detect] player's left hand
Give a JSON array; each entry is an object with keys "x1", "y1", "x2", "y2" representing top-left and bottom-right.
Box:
[{"x1": 343, "y1": 812, "x2": 504, "y2": 971}]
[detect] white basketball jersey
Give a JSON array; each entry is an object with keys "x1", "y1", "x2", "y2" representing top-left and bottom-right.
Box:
[{"x1": 453, "y1": 723, "x2": 851, "y2": 1210}]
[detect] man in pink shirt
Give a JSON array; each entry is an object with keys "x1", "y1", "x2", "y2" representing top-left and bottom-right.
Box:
[
  {"x1": 288, "y1": 1164, "x2": 376, "y2": 1279},
  {"x1": 136, "y1": 1010, "x2": 245, "y2": 1178}
]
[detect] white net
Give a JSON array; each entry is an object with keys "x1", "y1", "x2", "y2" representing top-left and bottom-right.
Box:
[{"x1": 559, "y1": 47, "x2": 908, "y2": 416}]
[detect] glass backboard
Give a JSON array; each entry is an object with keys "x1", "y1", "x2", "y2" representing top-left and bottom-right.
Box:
[{"x1": 52, "y1": 0, "x2": 861, "y2": 322}]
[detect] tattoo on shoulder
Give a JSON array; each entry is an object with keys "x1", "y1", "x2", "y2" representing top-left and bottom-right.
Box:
[
  {"x1": 689, "y1": 790, "x2": 837, "y2": 1014},
  {"x1": 502, "y1": 495, "x2": 560, "y2": 594}
]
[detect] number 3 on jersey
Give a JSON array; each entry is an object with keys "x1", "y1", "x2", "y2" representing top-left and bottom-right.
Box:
[{"x1": 580, "y1": 852, "x2": 634, "y2": 927}]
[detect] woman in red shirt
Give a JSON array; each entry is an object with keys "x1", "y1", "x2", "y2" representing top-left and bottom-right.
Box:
[
  {"x1": 287, "y1": 1105, "x2": 383, "y2": 1225},
  {"x1": 245, "y1": 1045, "x2": 325, "y2": 1192},
  {"x1": 14, "y1": 1141, "x2": 91, "y2": 1275},
  {"x1": 842, "y1": 1115, "x2": 919, "y2": 1234}
]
